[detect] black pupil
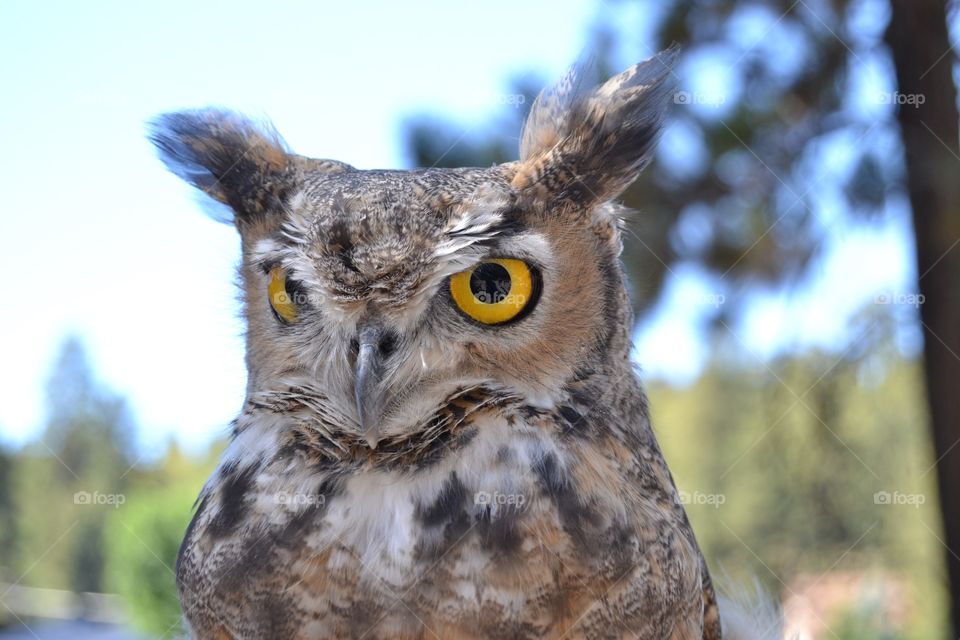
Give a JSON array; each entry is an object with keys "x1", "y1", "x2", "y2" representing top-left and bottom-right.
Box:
[
  {"x1": 470, "y1": 263, "x2": 512, "y2": 304},
  {"x1": 284, "y1": 277, "x2": 306, "y2": 306}
]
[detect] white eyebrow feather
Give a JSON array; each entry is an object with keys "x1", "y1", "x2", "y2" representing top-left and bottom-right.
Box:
[{"x1": 434, "y1": 187, "x2": 511, "y2": 259}]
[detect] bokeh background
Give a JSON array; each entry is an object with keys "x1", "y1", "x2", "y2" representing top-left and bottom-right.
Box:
[{"x1": 1, "y1": 1, "x2": 958, "y2": 638}]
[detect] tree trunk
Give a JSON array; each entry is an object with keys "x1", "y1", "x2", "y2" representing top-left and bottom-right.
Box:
[{"x1": 886, "y1": 1, "x2": 960, "y2": 635}]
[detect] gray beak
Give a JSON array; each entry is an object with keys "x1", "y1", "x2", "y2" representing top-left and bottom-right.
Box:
[{"x1": 353, "y1": 323, "x2": 392, "y2": 449}]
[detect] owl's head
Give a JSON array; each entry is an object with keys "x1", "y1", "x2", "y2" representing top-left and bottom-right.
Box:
[{"x1": 150, "y1": 51, "x2": 675, "y2": 449}]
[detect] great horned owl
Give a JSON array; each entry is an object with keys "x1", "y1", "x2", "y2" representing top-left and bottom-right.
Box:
[{"x1": 150, "y1": 49, "x2": 760, "y2": 639}]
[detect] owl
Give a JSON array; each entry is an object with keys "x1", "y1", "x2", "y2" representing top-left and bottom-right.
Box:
[{"x1": 150, "y1": 49, "x2": 775, "y2": 639}]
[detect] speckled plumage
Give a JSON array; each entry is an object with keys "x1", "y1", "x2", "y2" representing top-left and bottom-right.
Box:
[{"x1": 151, "y1": 48, "x2": 733, "y2": 639}]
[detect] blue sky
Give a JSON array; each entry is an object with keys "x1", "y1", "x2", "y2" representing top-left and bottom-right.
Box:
[{"x1": 0, "y1": 0, "x2": 917, "y2": 453}]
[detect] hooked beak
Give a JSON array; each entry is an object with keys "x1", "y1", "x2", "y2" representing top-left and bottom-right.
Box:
[{"x1": 353, "y1": 324, "x2": 391, "y2": 449}]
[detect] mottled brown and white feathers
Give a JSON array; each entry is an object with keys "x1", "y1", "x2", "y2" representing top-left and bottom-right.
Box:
[{"x1": 147, "y1": 48, "x2": 762, "y2": 639}]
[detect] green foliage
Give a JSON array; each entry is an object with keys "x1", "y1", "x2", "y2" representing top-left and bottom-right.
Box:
[
  {"x1": 101, "y1": 441, "x2": 218, "y2": 634},
  {"x1": 650, "y1": 338, "x2": 946, "y2": 636},
  {"x1": 103, "y1": 439, "x2": 219, "y2": 634},
  {"x1": 1, "y1": 337, "x2": 220, "y2": 635},
  {"x1": 832, "y1": 601, "x2": 905, "y2": 640},
  {"x1": 104, "y1": 483, "x2": 197, "y2": 634},
  {"x1": 0, "y1": 447, "x2": 14, "y2": 572},
  {"x1": 9, "y1": 336, "x2": 132, "y2": 594}
]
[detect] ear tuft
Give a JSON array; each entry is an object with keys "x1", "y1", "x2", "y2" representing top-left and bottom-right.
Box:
[
  {"x1": 518, "y1": 61, "x2": 596, "y2": 163},
  {"x1": 513, "y1": 46, "x2": 679, "y2": 207},
  {"x1": 148, "y1": 109, "x2": 297, "y2": 225}
]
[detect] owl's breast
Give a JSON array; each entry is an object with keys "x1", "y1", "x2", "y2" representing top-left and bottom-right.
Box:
[{"x1": 177, "y1": 403, "x2": 707, "y2": 639}]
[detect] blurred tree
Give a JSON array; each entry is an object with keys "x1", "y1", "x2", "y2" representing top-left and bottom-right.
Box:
[
  {"x1": 12, "y1": 336, "x2": 132, "y2": 595},
  {"x1": 5, "y1": 336, "x2": 224, "y2": 630},
  {"x1": 402, "y1": 4, "x2": 886, "y2": 320},
  {"x1": 43, "y1": 336, "x2": 132, "y2": 474},
  {"x1": 885, "y1": 0, "x2": 960, "y2": 634},
  {"x1": 104, "y1": 439, "x2": 220, "y2": 635},
  {"x1": 0, "y1": 444, "x2": 14, "y2": 580}
]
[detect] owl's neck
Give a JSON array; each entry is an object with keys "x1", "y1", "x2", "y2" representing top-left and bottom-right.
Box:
[
  {"x1": 225, "y1": 356, "x2": 650, "y2": 482},
  {"x1": 241, "y1": 384, "x2": 521, "y2": 472}
]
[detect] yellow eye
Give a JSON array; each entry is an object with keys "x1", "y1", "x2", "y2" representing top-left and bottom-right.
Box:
[
  {"x1": 449, "y1": 258, "x2": 538, "y2": 325},
  {"x1": 268, "y1": 266, "x2": 299, "y2": 324}
]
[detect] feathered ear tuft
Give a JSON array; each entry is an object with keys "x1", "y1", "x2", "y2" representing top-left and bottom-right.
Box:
[
  {"x1": 148, "y1": 109, "x2": 298, "y2": 227},
  {"x1": 512, "y1": 46, "x2": 678, "y2": 208}
]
